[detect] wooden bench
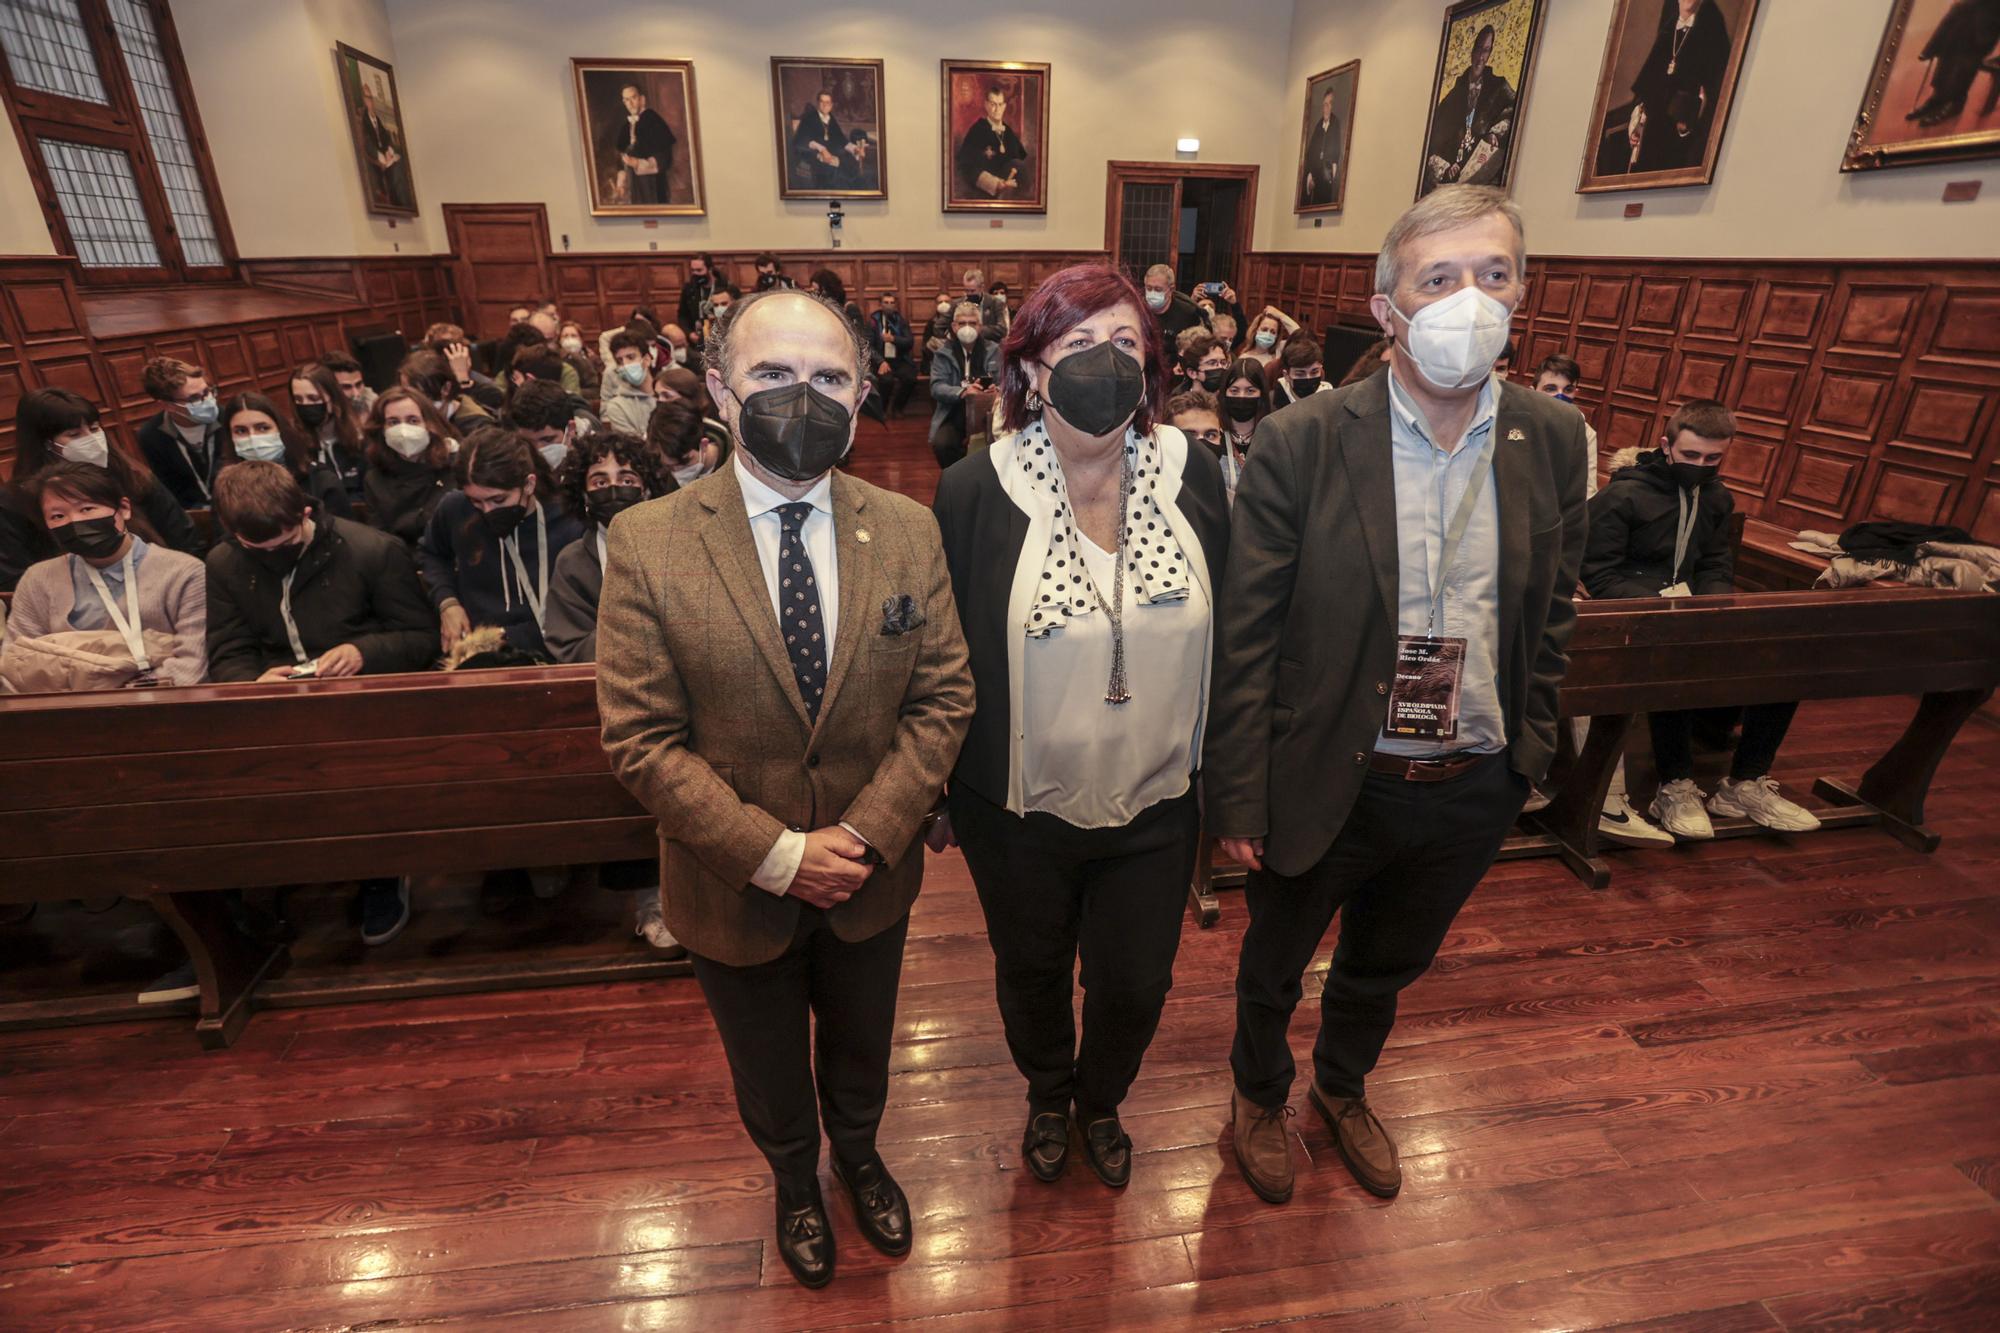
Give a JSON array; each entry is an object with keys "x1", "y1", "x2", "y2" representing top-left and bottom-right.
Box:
[
  {"x1": 1188, "y1": 587, "x2": 2000, "y2": 922},
  {"x1": 0, "y1": 666, "x2": 665, "y2": 1048}
]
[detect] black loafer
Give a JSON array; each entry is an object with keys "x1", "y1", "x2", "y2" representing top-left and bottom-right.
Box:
[
  {"x1": 1022, "y1": 1111, "x2": 1071, "y2": 1182},
  {"x1": 1082, "y1": 1115, "x2": 1133, "y2": 1188},
  {"x1": 833, "y1": 1155, "x2": 912, "y2": 1257},
  {"x1": 774, "y1": 1183, "x2": 835, "y2": 1288}
]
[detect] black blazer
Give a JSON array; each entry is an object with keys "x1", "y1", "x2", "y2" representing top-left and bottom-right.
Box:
[
  {"x1": 1204, "y1": 372, "x2": 1588, "y2": 877},
  {"x1": 932, "y1": 425, "x2": 1231, "y2": 808},
  {"x1": 137, "y1": 411, "x2": 222, "y2": 511}
]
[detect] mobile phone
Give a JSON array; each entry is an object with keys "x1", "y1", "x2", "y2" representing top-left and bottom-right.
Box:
[{"x1": 1202, "y1": 281, "x2": 1224, "y2": 297}]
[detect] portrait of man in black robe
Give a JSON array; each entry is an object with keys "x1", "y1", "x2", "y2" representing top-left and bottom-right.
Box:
[
  {"x1": 955, "y1": 84, "x2": 1032, "y2": 201},
  {"x1": 1301, "y1": 86, "x2": 1345, "y2": 208},
  {"x1": 791, "y1": 90, "x2": 847, "y2": 191},
  {"x1": 605, "y1": 83, "x2": 677, "y2": 206},
  {"x1": 1422, "y1": 23, "x2": 1518, "y2": 195}
]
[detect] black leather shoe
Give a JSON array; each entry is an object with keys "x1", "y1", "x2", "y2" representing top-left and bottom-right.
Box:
[
  {"x1": 774, "y1": 1183, "x2": 835, "y2": 1288},
  {"x1": 1081, "y1": 1114, "x2": 1133, "y2": 1188},
  {"x1": 833, "y1": 1155, "x2": 912, "y2": 1257},
  {"x1": 1022, "y1": 1111, "x2": 1071, "y2": 1182}
]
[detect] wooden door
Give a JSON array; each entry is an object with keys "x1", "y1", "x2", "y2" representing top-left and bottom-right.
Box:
[{"x1": 442, "y1": 204, "x2": 552, "y2": 339}]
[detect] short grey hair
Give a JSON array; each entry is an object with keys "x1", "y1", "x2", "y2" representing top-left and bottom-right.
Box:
[
  {"x1": 1374, "y1": 184, "x2": 1526, "y2": 297},
  {"x1": 1145, "y1": 263, "x2": 1175, "y2": 284},
  {"x1": 963, "y1": 267, "x2": 984, "y2": 286},
  {"x1": 711, "y1": 288, "x2": 869, "y2": 388},
  {"x1": 952, "y1": 300, "x2": 984, "y2": 324}
]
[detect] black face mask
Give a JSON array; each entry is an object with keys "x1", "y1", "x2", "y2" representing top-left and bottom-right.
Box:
[
  {"x1": 1288, "y1": 375, "x2": 1322, "y2": 398},
  {"x1": 586, "y1": 484, "x2": 646, "y2": 528},
  {"x1": 1667, "y1": 460, "x2": 1719, "y2": 490},
  {"x1": 730, "y1": 382, "x2": 854, "y2": 482},
  {"x1": 1199, "y1": 369, "x2": 1227, "y2": 393},
  {"x1": 1224, "y1": 395, "x2": 1261, "y2": 423},
  {"x1": 296, "y1": 402, "x2": 330, "y2": 429},
  {"x1": 1043, "y1": 340, "x2": 1146, "y2": 438},
  {"x1": 51, "y1": 515, "x2": 125, "y2": 560},
  {"x1": 244, "y1": 539, "x2": 306, "y2": 576},
  {"x1": 482, "y1": 503, "x2": 529, "y2": 538}
]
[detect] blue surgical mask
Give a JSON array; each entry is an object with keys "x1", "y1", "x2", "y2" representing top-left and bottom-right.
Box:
[
  {"x1": 1253, "y1": 329, "x2": 1278, "y2": 351},
  {"x1": 617, "y1": 362, "x2": 649, "y2": 389},
  {"x1": 234, "y1": 432, "x2": 287, "y2": 464},
  {"x1": 1144, "y1": 290, "x2": 1168, "y2": 312},
  {"x1": 184, "y1": 395, "x2": 219, "y2": 425}
]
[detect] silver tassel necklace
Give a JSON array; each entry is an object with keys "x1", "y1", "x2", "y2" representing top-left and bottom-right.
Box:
[{"x1": 1083, "y1": 447, "x2": 1135, "y2": 705}]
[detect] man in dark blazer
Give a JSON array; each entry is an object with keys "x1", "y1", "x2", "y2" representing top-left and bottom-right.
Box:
[
  {"x1": 608, "y1": 83, "x2": 676, "y2": 205},
  {"x1": 1423, "y1": 24, "x2": 1517, "y2": 193},
  {"x1": 1301, "y1": 86, "x2": 1344, "y2": 206},
  {"x1": 1207, "y1": 185, "x2": 1587, "y2": 1208},
  {"x1": 791, "y1": 89, "x2": 847, "y2": 190},
  {"x1": 597, "y1": 289, "x2": 974, "y2": 1288}
]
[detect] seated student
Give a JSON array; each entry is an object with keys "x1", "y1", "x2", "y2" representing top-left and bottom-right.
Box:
[
  {"x1": 0, "y1": 461, "x2": 206, "y2": 691},
  {"x1": 557, "y1": 319, "x2": 601, "y2": 397},
  {"x1": 1164, "y1": 387, "x2": 1225, "y2": 457},
  {"x1": 544, "y1": 424, "x2": 676, "y2": 662},
  {"x1": 491, "y1": 320, "x2": 581, "y2": 398},
  {"x1": 1583, "y1": 399, "x2": 1820, "y2": 839},
  {"x1": 135, "y1": 357, "x2": 225, "y2": 511},
  {"x1": 1535, "y1": 352, "x2": 1600, "y2": 484},
  {"x1": 218, "y1": 392, "x2": 352, "y2": 521},
  {"x1": 422, "y1": 321, "x2": 501, "y2": 411},
  {"x1": 401, "y1": 348, "x2": 491, "y2": 430},
  {"x1": 418, "y1": 426, "x2": 583, "y2": 660},
  {"x1": 505, "y1": 378, "x2": 585, "y2": 479},
  {"x1": 1338, "y1": 336, "x2": 1394, "y2": 387},
  {"x1": 1270, "y1": 335, "x2": 1331, "y2": 408},
  {"x1": 647, "y1": 387, "x2": 728, "y2": 485},
  {"x1": 318, "y1": 349, "x2": 377, "y2": 421},
  {"x1": 361, "y1": 388, "x2": 458, "y2": 545},
  {"x1": 656, "y1": 322, "x2": 700, "y2": 376},
  {"x1": 289, "y1": 362, "x2": 367, "y2": 503},
  {"x1": 12, "y1": 388, "x2": 201, "y2": 559},
  {"x1": 504, "y1": 345, "x2": 569, "y2": 418},
  {"x1": 600, "y1": 326, "x2": 659, "y2": 438},
  {"x1": 928, "y1": 299, "x2": 1001, "y2": 469}
]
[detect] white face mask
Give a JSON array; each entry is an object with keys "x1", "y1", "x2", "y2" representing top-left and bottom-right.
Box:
[
  {"x1": 669, "y1": 345, "x2": 687, "y2": 367},
  {"x1": 955, "y1": 325, "x2": 979, "y2": 346},
  {"x1": 234, "y1": 431, "x2": 288, "y2": 464},
  {"x1": 537, "y1": 440, "x2": 570, "y2": 473},
  {"x1": 936, "y1": 301, "x2": 952, "y2": 315},
  {"x1": 672, "y1": 457, "x2": 711, "y2": 485},
  {"x1": 559, "y1": 337, "x2": 583, "y2": 354},
  {"x1": 59, "y1": 429, "x2": 110, "y2": 469},
  {"x1": 1390, "y1": 285, "x2": 1514, "y2": 391},
  {"x1": 383, "y1": 423, "x2": 431, "y2": 459},
  {"x1": 1144, "y1": 290, "x2": 1169, "y2": 311}
]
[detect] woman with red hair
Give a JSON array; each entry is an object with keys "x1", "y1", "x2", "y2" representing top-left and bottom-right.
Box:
[{"x1": 931, "y1": 263, "x2": 1229, "y2": 1190}]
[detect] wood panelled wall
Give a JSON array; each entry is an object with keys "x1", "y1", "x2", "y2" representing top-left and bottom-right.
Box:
[
  {"x1": 1245, "y1": 252, "x2": 2000, "y2": 543},
  {"x1": 443, "y1": 203, "x2": 1109, "y2": 344},
  {"x1": 0, "y1": 254, "x2": 457, "y2": 474}
]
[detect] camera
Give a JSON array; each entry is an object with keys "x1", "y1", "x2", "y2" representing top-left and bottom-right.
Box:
[{"x1": 827, "y1": 206, "x2": 844, "y2": 230}]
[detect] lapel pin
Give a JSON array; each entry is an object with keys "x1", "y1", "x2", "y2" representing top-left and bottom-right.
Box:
[
  {"x1": 856, "y1": 529, "x2": 871, "y2": 544},
  {"x1": 1507, "y1": 428, "x2": 1526, "y2": 441}
]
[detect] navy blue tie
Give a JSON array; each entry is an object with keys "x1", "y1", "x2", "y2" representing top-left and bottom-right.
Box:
[{"x1": 777, "y1": 502, "x2": 827, "y2": 723}]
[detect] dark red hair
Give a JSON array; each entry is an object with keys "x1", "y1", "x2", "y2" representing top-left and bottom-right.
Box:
[{"x1": 1000, "y1": 264, "x2": 1169, "y2": 436}]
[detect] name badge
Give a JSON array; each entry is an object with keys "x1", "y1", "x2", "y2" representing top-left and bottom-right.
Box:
[
  {"x1": 1386, "y1": 635, "x2": 1466, "y2": 739},
  {"x1": 1659, "y1": 581, "x2": 1693, "y2": 599}
]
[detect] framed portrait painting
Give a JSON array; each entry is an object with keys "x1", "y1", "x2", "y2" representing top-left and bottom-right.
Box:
[
  {"x1": 940, "y1": 59, "x2": 1049, "y2": 213},
  {"x1": 334, "y1": 43, "x2": 417, "y2": 218},
  {"x1": 1295, "y1": 60, "x2": 1360, "y2": 215},
  {"x1": 1578, "y1": 0, "x2": 1760, "y2": 192},
  {"x1": 572, "y1": 58, "x2": 705, "y2": 215},
  {"x1": 1415, "y1": 0, "x2": 1546, "y2": 200},
  {"x1": 770, "y1": 57, "x2": 887, "y2": 200},
  {"x1": 1842, "y1": 0, "x2": 2000, "y2": 172}
]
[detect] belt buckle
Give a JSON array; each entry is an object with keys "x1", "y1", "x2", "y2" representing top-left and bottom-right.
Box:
[{"x1": 1407, "y1": 753, "x2": 1466, "y2": 782}]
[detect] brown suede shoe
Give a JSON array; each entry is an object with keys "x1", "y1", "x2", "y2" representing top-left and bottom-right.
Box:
[
  {"x1": 1308, "y1": 1084, "x2": 1401, "y2": 1197},
  {"x1": 1230, "y1": 1089, "x2": 1296, "y2": 1204}
]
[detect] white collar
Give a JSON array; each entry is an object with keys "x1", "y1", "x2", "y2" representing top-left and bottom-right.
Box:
[
  {"x1": 733, "y1": 451, "x2": 833, "y2": 520},
  {"x1": 1387, "y1": 368, "x2": 1498, "y2": 451}
]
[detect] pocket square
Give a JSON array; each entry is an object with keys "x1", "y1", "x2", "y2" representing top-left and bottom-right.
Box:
[{"x1": 880, "y1": 593, "x2": 927, "y2": 636}]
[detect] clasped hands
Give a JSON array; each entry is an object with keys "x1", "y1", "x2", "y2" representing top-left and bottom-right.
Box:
[{"x1": 789, "y1": 826, "x2": 874, "y2": 908}]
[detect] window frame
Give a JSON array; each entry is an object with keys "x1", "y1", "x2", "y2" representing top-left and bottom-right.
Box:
[{"x1": 0, "y1": 0, "x2": 236, "y2": 284}]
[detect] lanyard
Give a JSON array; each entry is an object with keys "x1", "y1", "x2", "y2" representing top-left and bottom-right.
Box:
[
  {"x1": 180, "y1": 434, "x2": 211, "y2": 501},
  {"x1": 82, "y1": 548, "x2": 151, "y2": 673},
  {"x1": 1669, "y1": 487, "x2": 1699, "y2": 585},
  {"x1": 503, "y1": 504, "x2": 548, "y2": 630},
  {"x1": 278, "y1": 568, "x2": 311, "y2": 665},
  {"x1": 595, "y1": 526, "x2": 608, "y2": 571},
  {"x1": 1425, "y1": 430, "x2": 1499, "y2": 636}
]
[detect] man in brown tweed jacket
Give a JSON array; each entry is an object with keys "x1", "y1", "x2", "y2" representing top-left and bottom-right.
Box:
[{"x1": 597, "y1": 288, "x2": 973, "y2": 1289}]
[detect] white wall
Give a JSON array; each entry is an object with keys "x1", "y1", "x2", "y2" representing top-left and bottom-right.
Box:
[
  {"x1": 1271, "y1": 0, "x2": 2000, "y2": 259},
  {"x1": 383, "y1": 0, "x2": 1295, "y2": 254}
]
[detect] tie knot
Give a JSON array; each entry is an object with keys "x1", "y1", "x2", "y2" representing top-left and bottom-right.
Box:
[{"x1": 777, "y1": 502, "x2": 813, "y2": 532}]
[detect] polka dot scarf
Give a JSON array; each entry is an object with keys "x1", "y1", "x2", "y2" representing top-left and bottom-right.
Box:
[{"x1": 1021, "y1": 419, "x2": 1190, "y2": 639}]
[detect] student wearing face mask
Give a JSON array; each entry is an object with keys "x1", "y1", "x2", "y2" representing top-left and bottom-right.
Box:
[
  {"x1": 648, "y1": 392, "x2": 729, "y2": 487},
  {"x1": 219, "y1": 393, "x2": 352, "y2": 522},
  {"x1": 319, "y1": 350, "x2": 377, "y2": 422},
  {"x1": 289, "y1": 362, "x2": 368, "y2": 503},
  {"x1": 361, "y1": 388, "x2": 458, "y2": 545},
  {"x1": 1240, "y1": 309, "x2": 1298, "y2": 372},
  {"x1": 1211, "y1": 186, "x2": 1587, "y2": 1210},
  {"x1": 1583, "y1": 399, "x2": 1817, "y2": 840},
  {"x1": 677, "y1": 252, "x2": 717, "y2": 341},
  {"x1": 136, "y1": 357, "x2": 226, "y2": 511},
  {"x1": 505, "y1": 379, "x2": 591, "y2": 483},
  {"x1": 658, "y1": 323, "x2": 700, "y2": 376},
  {"x1": 928, "y1": 301, "x2": 1002, "y2": 469},
  {"x1": 1, "y1": 461, "x2": 207, "y2": 691},
  {"x1": 932, "y1": 263, "x2": 1229, "y2": 1192},
  {"x1": 418, "y1": 426, "x2": 584, "y2": 659},
  {"x1": 401, "y1": 348, "x2": 492, "y2": 430},
  {"x1": 10, "y1": 388, "x2": 202, "y2": 568},
  {"x1": 1217, "y1": 358, "x2": 1271, "y2": 503},
  {"x1": 1270, "y1": 336, "x2": 1332, "y2": 408},
  {"x1": 1179, "y1": 332, "x2": 1232, "y2": 397},
  {"x1": 600, "y1": 327, "x2": 660, "y2": 439},
  {"x1": 556, "y1": 320, "x2": 601, "y2": 397}
]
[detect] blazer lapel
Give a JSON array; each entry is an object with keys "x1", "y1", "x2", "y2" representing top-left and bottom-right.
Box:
[
  {"x1": 1492, "y1": 397, "x2": 1535, "y2": 666},
  {"x1": 814, "y1": 472, "x2": 874, "y2": 731},
  {"x1": 697, "y1": 469, "x2": 813, "y2": 731},
  {"x1": 1336, "y1": 379, "x2": 1402, "y2": 632}
]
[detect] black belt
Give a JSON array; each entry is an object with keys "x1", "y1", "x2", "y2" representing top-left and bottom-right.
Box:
[{"x1": 1369, "y1": 751, "x2": 1485, "y2": 783}]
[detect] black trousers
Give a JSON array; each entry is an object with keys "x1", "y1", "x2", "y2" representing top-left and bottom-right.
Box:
[
  {"x1": 1231, "y1": 754, "x2": 1528, "y2": 1106},
  {"x1": 688, "y1": 907, "x2": 908, "y2": 1191},
  {"x1": 1650, "y1": 700, "x2": 1799, "y2": 783},
  {"x1": 873, "y1": 360, "x2": 918, "y2": 415},
  {"x1": 930, "y1": 411, "x2": 968, "y2": 470},
  {"x1": 952, "y1": 784, "x2": 1201, "y2": 1122}
]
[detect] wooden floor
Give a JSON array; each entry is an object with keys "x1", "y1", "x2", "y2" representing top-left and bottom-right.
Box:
[{"x1": 3, "y1": 418, "x2": 1999, "y2": 1330}]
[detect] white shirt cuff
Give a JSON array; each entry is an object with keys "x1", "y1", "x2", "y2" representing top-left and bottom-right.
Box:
[
  {"x1": 751, "y1": 829, "x2": 806, "y2": 896},
  {"x1": 838, "y1": 821, "x2": 874, "y2": 855}
]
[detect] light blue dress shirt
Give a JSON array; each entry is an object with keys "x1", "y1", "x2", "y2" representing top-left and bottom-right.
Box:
[{"x1": 1375, "y1": 372, "x2": 1506, "y2": 758}]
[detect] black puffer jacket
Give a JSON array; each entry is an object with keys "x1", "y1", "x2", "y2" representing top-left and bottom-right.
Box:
[{"x1": 1582, "y1": 448, "x2": 1735, "y2": 599}]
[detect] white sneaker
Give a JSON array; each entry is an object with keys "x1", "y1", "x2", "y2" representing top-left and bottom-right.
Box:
[
  {"x1": 1521, "y1": 787, "x2": 1552, "y2": 814},
  {"x1": 1598, "y1": 794, "x2": 1675, "y2": 848},
  {"x1": 1710, "y1": 776, "x2": 1822, "y2": 833},
  {"x1": 1649, "y1": 779, "x2": 1715, "y2": 841},
  {"x1": 635, "y1": 893, "x2": 685, "y2": 955}
]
